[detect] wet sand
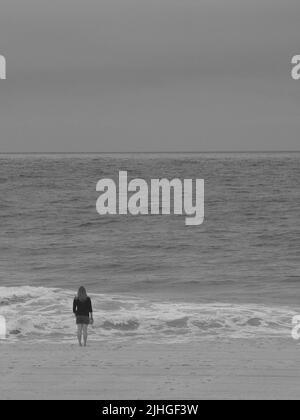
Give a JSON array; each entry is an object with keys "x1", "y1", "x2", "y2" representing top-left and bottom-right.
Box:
[{"x1": 0, "y1": 338, "x2": 299, "y2": 400}]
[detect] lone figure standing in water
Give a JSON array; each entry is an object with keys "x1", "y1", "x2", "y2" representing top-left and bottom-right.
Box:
[{"x1": 73, "y1": 286, "x2": 93, "y2": 347}]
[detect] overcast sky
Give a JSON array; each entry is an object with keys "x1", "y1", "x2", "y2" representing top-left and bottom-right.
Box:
[{"x1": 0, "y1": 0, "x2": 299, "y2": 152}]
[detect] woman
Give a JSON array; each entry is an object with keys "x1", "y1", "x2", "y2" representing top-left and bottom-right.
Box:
[{"x1": 73, "y1": 286, "x2": 93, "y2": 346}]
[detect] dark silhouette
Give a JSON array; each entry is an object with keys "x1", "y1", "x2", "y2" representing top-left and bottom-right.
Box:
[{"x1": 73, "y1": 286, "x2": 93, "y2": 346}]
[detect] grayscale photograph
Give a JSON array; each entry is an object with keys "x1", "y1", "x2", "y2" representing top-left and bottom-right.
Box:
[{"x1": 0, "y1": 0, "x2": 300, "y2": 403}]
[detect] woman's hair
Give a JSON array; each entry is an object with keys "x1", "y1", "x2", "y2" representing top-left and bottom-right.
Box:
[{"x1": 77, "y1": 286, "x2": 88, "y2": 302}]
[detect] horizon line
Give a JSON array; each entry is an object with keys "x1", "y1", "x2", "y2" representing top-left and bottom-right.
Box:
[{"x1": 0, "y1": 150, "x2": 300, "y2": 154}]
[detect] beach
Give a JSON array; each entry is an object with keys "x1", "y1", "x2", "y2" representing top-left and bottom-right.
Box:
[
  {"x1": 1, "y1": 338, "x2": 299, "y2": 400},
  {"x1": 0, "y1": 154, "x2": 299, "y2": 400},
  {"x1": 1, "y1": 0, "x2": 300, "y2": 402}
]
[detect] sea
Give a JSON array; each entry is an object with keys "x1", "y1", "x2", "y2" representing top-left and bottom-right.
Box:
[{"x1": 0, "y1": 153, "x2": 299, "y2": 343}]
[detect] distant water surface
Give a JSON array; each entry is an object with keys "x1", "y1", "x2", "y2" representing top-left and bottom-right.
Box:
[{"x1": 0, "y1": 153, "x2": 299, "y2": 341}]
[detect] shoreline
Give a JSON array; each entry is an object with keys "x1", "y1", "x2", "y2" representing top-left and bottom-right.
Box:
[{"x1": 1, "y1": 337, "x2": 299, "y2": 400}]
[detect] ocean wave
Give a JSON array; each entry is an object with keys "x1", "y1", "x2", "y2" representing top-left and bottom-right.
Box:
[
  {"x1": 282, "y1": 276, "x2": 300, "y2": 284},
  {"x1": 0, "y1": 286, "x2": 297, "y2": 343}
]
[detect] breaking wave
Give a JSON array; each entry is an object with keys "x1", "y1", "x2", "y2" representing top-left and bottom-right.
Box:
[{"x1": 0, "y1": 286, "x2": 297, "y2": 343}]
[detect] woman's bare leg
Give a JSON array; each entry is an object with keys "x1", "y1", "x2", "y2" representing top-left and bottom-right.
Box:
[
  {"x1": 83, "y1": 324, "x2": 88, "y2": 346},
  {"x1": 77, "y1": 324, "x2": 83, "y2": 346}
]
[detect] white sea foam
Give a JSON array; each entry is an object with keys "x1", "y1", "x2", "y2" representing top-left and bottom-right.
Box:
[{"x1": 0, "y1": 286, "x2": 296, "y2": 343}]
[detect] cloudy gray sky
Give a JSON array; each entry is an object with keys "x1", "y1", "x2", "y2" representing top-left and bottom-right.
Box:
[{"x1": 0, "y1": 0, "x2": 299, "y2": 152}]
